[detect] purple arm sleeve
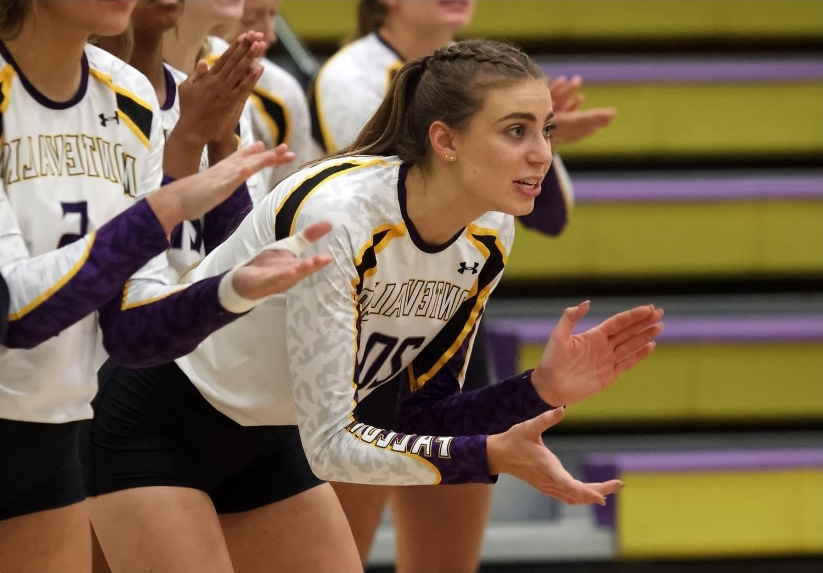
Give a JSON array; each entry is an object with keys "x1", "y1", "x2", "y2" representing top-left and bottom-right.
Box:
[
  {"x1": 166, "y1": 173, "x2": 251, "y2": 257},
  {"x1": 516, "y1": 162, "x2": 568, "y2": 236},
  {"x1": 202, "y1": 182, "x2": 252, "y2": 254},
  {"x1": 396, "y1": 361, "x2": 554, "y2": 436},
  {"x1": 3, "y1": 200, "x2": 169, "y2": 349},
  {"x1": 97, "y1": 273, "x2": 244, "y2": 368}
]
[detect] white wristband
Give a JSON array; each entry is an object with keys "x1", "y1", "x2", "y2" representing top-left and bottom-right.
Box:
[
  {"x1": 215, "y1": 229, "x2": 314, "y2": 314},
  {"x1": 218, "y1": 268, "x2": 262, "y2": 314}
]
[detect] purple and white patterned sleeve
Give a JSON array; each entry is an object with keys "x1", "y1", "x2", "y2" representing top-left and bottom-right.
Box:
[
  {"x1": 1, "y1": 197, "x2": 170, "y2": 349},
  {"x1": 397, "y1": 342, "x2": 554, "y2": 437}
]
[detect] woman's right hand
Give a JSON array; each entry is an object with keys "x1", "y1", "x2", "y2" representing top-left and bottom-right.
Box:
[
  {"x1": 175, "y1": 32, "x2": 266, "y2": 148},
  {"x1": 486, "y1": 408, "x2": 623, "y2": 506}
]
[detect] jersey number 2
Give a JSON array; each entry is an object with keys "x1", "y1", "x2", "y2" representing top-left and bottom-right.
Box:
[{"x1": 57, "y1": 201, "x2": 89, "y2": 248}]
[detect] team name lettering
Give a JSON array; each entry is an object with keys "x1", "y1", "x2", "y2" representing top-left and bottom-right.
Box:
[
  {"x1": 358, "y1": 280, "x2": 468, "y2": 322},
  {"x1": 1, "y1": 134, "x2": 138, "y2": 196},
  {"x1": 346, "y1": 422, "x2": 453, "y2": 459}
]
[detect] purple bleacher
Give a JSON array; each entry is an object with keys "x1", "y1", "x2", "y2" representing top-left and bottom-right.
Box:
[
  {"x1": 581, "y1": 448, "x2": 823, "y2": 528},
  {"x1": 485, "y1": 315, "x2": 823, "y2": 380},
  {"x1": 570, "y1": 174, "x2": 823, "y2": 203},
  {"x1": 539, "y1": 58, "x2": 823, "y2": 84}
]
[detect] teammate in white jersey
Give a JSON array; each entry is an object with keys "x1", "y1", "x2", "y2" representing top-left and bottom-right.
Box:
[
  {"x1": 85, "y1": 38, "x2": 664, "y2": 573},
  {"x1": 96, "y1": 1, "x2": 277, "y2": 279},
  {"x1": 212, "y1": 0, "x2": 317, "y2": 194},
  {"x1": 0, "y1": 1, "x2": 332, "y2": 571},
  {"x1": 309, "y1": 2, "x2": 615, "y2": 569}
]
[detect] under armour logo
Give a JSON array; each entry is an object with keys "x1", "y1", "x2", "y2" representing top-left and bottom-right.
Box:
[
  {"x1": 99, "y1": 111, "x2": 120, "y2": 126},
  {"x1": 458, "y1": 262, "x2": 479, "y2": 275}
]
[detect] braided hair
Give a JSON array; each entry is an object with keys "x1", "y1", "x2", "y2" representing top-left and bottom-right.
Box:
[{"x1": 341, "y1": 38, "x2": 545, "y2": 165}]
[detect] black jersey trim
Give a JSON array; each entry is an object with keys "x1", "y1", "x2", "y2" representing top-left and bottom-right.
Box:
[
  {"x1": 274, "y1": 161, "x2": 361, "y2": 240},
  {"x1": 409, "y1": 231, "x2": 505, "y2": 385},
  {"x1": 252, "y1": 87, "x2": 290, "y2": 146},
  {"x1": 116, "y1": 92, "x2": 153, "y2": 145}
]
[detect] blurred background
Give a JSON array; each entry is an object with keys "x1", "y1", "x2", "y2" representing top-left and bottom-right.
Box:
[{"x1": 271, "y1": 1, "x2": 822, "y2": 571}]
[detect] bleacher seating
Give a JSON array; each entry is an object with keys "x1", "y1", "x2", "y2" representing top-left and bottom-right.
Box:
[
  {"x1": 582, "y1": 448, "x2": 823, "y2": 557},
  {"x1": 505, "y1": 172, "x2": 823, "y2": 282},
  {"x1": 485, "y1": 312, "x2": 823, "y2": 426}
]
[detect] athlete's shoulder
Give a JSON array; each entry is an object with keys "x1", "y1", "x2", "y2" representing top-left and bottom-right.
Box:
[
  {"x1": 257, "y1": 59, "x2": 305, "y2": 103},
  {"x1": 317, "y1": 34, "x2": 398, "y2": 88},
  {"x1": 84, "y1": 44, "x2": 157, "y2": 109},
  {"x1": 266, "y1": 155, "x2": 401, "y2": 230},
  {"x1": 471, "y1": 211, "x2": 515, "y2": 251},
  {"x1": 278, "y1": 155, "x2": 401, "y2": 199}
]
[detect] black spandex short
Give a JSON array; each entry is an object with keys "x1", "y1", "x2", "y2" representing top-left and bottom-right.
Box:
[
  {"x1": 355, "y1": 326, "x2": 493, "y2": 429},
  {"x1": 83, "y1": 359, "x2": 323, "y2": 514},
  {"x1": 0, "y1": 418, "x2": 87, "y2": 521}
]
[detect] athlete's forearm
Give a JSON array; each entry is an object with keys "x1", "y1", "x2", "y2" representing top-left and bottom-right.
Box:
[
  {"x1": 396, "y1": 370, "x2": 555, "y2": 436},
  {"x1": 98, "y1": 273, "x2": 245, "y2": 367},
  {"x1": 2, "y1": 200, "x2": 170, "y2": 348}
]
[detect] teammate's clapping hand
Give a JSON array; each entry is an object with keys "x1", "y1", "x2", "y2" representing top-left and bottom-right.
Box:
[
  {"x1": 178, "y1": 31, "x2": 265, "y2": 144},
  {"x1": 166, "y1": 31, "x2": 271, "y2": 173},
  {"x1": 487, "y1": 407, "x2": 624, "y2": 506},
  {"x1": 231, "y1": 222, "x2": 334, "y2": 300},
  {"x1": 548, "y1": 75, "x2": 616, "y2": 145},
  {"x1": 147, "y1": 142, "x2": 292, "y2": 235}
]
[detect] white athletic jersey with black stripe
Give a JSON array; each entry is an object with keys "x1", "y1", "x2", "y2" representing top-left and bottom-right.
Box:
[
  {"x1": 0, "y1": 43, "x2": 165, "y2": 423},
  {"x1": 176, "y1": 155, "x2": 515, "y2": 485},
  {"x1": 310, "y1": 33, "x2": 401, "y2": 153},
  {"x1": 207, "y1": 37, "x2": 314, "y2": 197}
]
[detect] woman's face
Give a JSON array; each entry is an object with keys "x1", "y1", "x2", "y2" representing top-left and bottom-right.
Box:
[
  {"x1": 37, "y1": 0, "x2": 138, "y2": 37},
  {"x1": 449, "y1": 77, "x2": 554, "y2": 218},
  {"x1": 180, "y1": 0, "x2": 244, "y2": 30},
  {"x1": 237, "y1": 0, "x2": 278, "y2": 48},
  {"x1": 130, "y1": 0, "x2": 184, "y2": 36},
  {"x1": 383, "y1": 0, "x2": 476, "y2": 36}
]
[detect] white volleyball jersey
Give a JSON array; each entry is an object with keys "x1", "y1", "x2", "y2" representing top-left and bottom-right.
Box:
[
  {"x1": 177, "y1": 155, "x2": 514, "y2": 486},
  {"x1": 310, "y1": 33, "x2": 401, "y2": 153},
  {"x1": 208, "y1": 36, "x2": 315, "y2": 195},
  {"x1": 0, "y1": 42, "x2": 165, "y2": 423}
]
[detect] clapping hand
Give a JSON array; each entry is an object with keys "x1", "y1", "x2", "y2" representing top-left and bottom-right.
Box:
[
  {"x1": 487, "y1": 407, "x2": 623, "y2": 506},
  {"x1": 549, "y1": 75, "x2": 616, "y2": 145},
  {"x1": 530, "y1": 301, "x2": 664, "y2": 407}
]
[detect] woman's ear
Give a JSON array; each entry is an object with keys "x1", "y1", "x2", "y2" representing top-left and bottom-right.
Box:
[{"x1": 429, "y1": 121, "x2": 457, "y2": 162}]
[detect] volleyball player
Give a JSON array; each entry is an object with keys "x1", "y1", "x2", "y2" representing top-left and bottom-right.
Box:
[
  {"x1": 308, "y1": 2, "x2": 617, "y2": 569},
  {"x1": 85, "y1": 39, "x2": 662, "y2": 573}
]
